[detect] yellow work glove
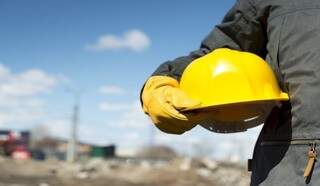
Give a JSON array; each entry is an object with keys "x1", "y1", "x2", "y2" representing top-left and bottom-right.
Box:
[{"x1": 142, "y1": 76, "x2": 202, "y2": 134}]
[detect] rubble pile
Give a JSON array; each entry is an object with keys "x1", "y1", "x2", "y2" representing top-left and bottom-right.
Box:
[{"x1": 0, "y1": 157, "x2": 250, "y2": 186}]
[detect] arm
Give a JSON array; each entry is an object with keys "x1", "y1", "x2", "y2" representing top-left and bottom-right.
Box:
[
  {"x1": 152, "y1": 0, "x2": 267, "y2": 81},
  {"x1": 141, "y1": 0, "x2": 268, "y2": 134}
]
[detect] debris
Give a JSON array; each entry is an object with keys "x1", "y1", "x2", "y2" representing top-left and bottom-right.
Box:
[
  {"x1": 39, "y1": 183, "x2": 50, "y2": 186},
  {"x1": 0, "y1": 157, "x2": 250, "y2": 186}
]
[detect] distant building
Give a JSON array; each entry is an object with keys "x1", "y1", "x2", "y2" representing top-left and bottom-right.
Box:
[{"x1": 32, "y1": 137, "x2": 116, "y2": 160}]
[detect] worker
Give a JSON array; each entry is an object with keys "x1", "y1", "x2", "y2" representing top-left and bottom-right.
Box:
[{"x1": 141, "y1": 0, "x2": 320, "y2": 185}]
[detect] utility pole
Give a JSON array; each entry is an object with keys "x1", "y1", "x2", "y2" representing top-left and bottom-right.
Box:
[{"x1": 66, "y1": 90, "x2": 81, "y2": 163}]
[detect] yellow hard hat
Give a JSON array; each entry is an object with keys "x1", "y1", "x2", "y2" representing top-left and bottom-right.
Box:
[{"x1": 179, "y1": 48, "x2": 289, "y2": 133}]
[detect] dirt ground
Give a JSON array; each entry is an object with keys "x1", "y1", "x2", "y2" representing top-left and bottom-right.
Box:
[{"x1": 0, "y1": 157, "x2": 250, "y2": 186}]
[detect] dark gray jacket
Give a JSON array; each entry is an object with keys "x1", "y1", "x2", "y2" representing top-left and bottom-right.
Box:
[{"x1": 149, "y1": 0, "x2": 320, "y2": 185}]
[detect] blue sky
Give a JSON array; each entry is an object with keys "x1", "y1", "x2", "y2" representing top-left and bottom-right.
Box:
[{"x1": 0, "y1": 0, "x2": 262, "y2": 160}]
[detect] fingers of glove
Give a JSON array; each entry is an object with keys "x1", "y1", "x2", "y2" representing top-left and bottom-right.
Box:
[
  {"x1": 151, "y1": 115, "x2": 194, "y2": 134},
  {"x1": 148, "y1": 76, "x2": 179, "y2": 90},
  {"x1": 161, "y1": 87, "x2": 216, "y2": 126},
  {"x1": 183, "y1": 110, "x2": 209, "y2": 123},
  {"x1": 148, "y1": 92, "x2": 197, "y2": 133},
  {"x1": 141, "y1": 76, "x2": 179, "y2": 112},
  {"x1": 153, "y1": 87, "x2": 190, "y2": 120},
  {"x1": 167, "y1": 87, "x2": 201, "y2": 111},
  {"x1": 158, "y1": 87, "x2": 200, "y2": 130},
  {"x1": 149, "y1": 115, "x2": 187, "y2": 135}
]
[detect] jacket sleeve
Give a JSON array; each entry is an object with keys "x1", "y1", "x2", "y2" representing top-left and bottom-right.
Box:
[{"x1": 151, "y1": 0, "x2": 268, "y2": 81}]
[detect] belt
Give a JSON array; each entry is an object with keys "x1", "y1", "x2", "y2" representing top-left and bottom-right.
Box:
[
  {"x1": 260, "y1": 139, "x2": 320, "y2": 146},
  {"x1": 250, "y1": 139, "x2": 319, "y2": 183}
]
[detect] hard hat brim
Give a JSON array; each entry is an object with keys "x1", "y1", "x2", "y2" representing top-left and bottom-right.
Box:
[{"x1": 181, "y1": 93, "x2": 289, "y2": 112}]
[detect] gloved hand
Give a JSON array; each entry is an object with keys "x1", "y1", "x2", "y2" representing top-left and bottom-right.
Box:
[{"x1": 142, "y1": 76, "x2": 202, "y2": 134}]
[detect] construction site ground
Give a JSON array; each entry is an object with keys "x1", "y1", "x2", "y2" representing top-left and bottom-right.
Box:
[{"x1": 0, "y1": 157, "x2": 250, "y2": 186}]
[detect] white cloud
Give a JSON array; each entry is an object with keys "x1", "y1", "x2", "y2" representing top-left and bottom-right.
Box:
[
  {"x1": 0, "y1": 64, "x2": 60, "y2": 129},
  {"x1": 99, "y1": 85, "x2": 126, "y2": 95},
  {"x1": 100, "y1": 100, "x2": 149, "y2": 128},
  {"x1": 86, "y1": 29, "x2": 151, "y2": 52},
  {"x1": 111, "y1": 99, "x2": 261, "y2": 160},
  {"x1": 113, "y1": 100, "x2": 150, "y2": 128},
  {"x1": 150, "y1": 126, "x2": 261, "y2": 160},
  {"x1": 88, "y1": 99, "x2": 148, "y2": 148},
  {"x1": 97, "y1": 98, "x2": 261, "y2": 160},
  {"x1": 0, "y1": 66, "x2": 57, "y2": 97},
  {"x1": 0, "y1": 64, "x2": 10, "y2": 78},
  {"x1": 99, "y1": 101, "x2": 132, "y2": 111},
  {"x1": 42, "y1": 119, "x2": 70, "y2": 139}
]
